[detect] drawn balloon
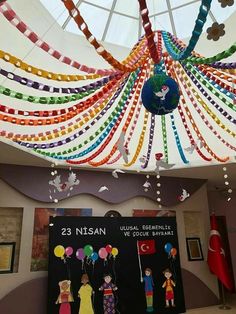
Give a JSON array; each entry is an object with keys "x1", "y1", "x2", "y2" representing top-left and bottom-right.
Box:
[
  {"x1": 111, "y1": 247, "x2": 119, "y2": 258},
  {"x1": 65, "y1": 246, "x2": 73, "y2": 257},
  {"x1": 84, "y1": 244, "x2": 94, "y2": 257},
  {"x1": 54, "y1": 245, "x2": 65, "y2": 259},
  {"x1": 164, "y1": 243, "x2": 173, "y2": 254},
  {"x1": 98, "y1": 247, "x2": 108, "y2": 260}
]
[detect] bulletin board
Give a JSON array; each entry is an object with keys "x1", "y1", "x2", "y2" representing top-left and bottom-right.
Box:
[{"x1": 48, "y1": 216, "x2": 185, "y2": 314}]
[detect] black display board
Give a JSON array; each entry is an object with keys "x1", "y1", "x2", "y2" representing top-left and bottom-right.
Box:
[{"x1": 48, "y1": 216, "x2": 185, "y2": 314}]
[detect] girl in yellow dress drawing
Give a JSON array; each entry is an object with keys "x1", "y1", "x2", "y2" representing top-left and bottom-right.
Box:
[{"x1": 78, "y1": 273, "x2": 94, "y2": 314}]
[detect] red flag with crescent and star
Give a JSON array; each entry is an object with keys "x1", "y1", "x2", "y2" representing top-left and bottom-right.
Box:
[
  {"x1": 137, "y1": 239, "x2": 156, "y2": 255},
  {"x1": 207, "y1": 214, "x2": 234, "y2": 292}
]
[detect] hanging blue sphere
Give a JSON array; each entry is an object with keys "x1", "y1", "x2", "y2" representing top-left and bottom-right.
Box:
[{"x1": 141, "y1": 73, "x2": 180, "y2": 115}]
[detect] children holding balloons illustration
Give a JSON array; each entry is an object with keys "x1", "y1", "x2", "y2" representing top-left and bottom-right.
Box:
[
  {"x1": 54, "y1": 242, "x2": 178, "y2": 312},
  {"x1": 54, "y1": 244, "x2": 119, "y2": 313}
]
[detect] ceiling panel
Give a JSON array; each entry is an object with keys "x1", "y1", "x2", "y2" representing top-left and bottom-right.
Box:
[
  {"x1": 172, "y1": 2, "x2": 204, "y2": 39},
  {"x1": 146, "y1": 0, "x2": 168, "y2": 15},
  {"x1": 114, "y1": 1, "x2": 139, "y2": 17},
  {"x1": 105, "y1": 13, "x2": 139, "y2": 47},
  {"x1": 79, "y1": 3, "x2": 110, "y2": 39},
  {"x1": 151, "y1": 13, "x2": 173, "y2": 34},
  {"x1": 171, "y1": 0, "x2": 200, "y2": 9},
  {"x1": 86, "y1": 0, "x2": 114, "y2": 9},
  {"x1": 210, "y1": 0, "x2": 235, "y2": 23}
]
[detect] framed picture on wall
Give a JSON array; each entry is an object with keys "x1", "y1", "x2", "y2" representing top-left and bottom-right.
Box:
[
  {"x1": 0, "y1": 242, "x2": 15, "y2": 273},
  {"x1": 186, "y1": 237, "x2": 204, "y2": 261}
]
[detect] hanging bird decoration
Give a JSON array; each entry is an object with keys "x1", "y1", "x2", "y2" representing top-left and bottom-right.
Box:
[
  {"x1": 49, "y1": 172, "x2": 80, "y2": 192},
  {"x1": 178, "y1": 189, "x2": 190, "y2": 202}
]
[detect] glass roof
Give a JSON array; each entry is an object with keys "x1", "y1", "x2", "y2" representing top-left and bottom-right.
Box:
[{"x1": 40, "y1": 0, "x2": 235, "y2": 48}]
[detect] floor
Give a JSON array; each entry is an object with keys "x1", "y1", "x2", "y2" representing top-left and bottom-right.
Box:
[{"x1": 186, "y1": 295, "x2": 236, "y2": 314}]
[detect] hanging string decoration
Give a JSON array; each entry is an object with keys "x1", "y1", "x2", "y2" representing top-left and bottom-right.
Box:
[
  {"x1": 222, "y1": 166, "x2": 233, "y2": 202},
  {"x1": 0, "y1": 0, "x2": 235, "y2": 173}
]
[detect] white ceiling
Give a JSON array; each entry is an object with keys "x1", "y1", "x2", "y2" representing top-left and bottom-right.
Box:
[
  {"x1": 0, "y1": 0, "x2": 235, "y2": 192},
  {"x1": 40, "y1": 0, "x2": 236, "y2": 48}
]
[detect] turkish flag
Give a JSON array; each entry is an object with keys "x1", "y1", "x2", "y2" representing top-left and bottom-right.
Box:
[
  {"x1": 137, "y1": 239, "x2": 156, "y2": 255},
  {"x1": 207, "y1": 214, "x2": 234, "y2": 292}
]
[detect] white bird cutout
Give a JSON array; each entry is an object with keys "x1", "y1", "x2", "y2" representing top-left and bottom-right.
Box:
[
  {"x1": 143, "y1": 181, "x2": 151, "y2": 188},
  {"x1": 139, "y1": 156, "x2": 147, "y2": 163},
  {"x1": 98, "y1": 186, "x2": 109, "y2": 193},
  {"x1": 154, "y1": 85, "x2": 170, "y2": 100},
  {"x1": 112, "y1": 169, "x2": 125, "y2": 179},
  {"x1": 49, "y1": 172, "x2": 80, "y2": 192},
  {"x1": 154, "y1": 159, "x2": 175, "y2": 174},
  {"x1": 117, "y1": 131, "x2": 129, "y2": 163},
  {"x1": 185, "y1": 140, "x2": 204, "y2": 154},
  {"x1": 178, "y1": 189, "x2": 190, "y2": 202}
]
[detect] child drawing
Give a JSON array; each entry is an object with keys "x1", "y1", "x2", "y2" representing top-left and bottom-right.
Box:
[
  {"x1": 99, "y1": 273, "x2": 118, "y2": 314},
  {"x1": 143, "y1": 268, "x2": 154, "y2": 312},
  {"x1": 78, "y1": 273, "x2": 94, "y2": 314},
  {"x1": 55, "y1": 280, "x2": 74, "y2": 314},
  {"x1": 162, "y1": 268, "x2": 176, "y2": 308}
]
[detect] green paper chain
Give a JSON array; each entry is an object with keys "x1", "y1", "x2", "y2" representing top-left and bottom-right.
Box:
[
  {"x1": 35, "y1": 72, "x2": 137, "y2": 158},
  {"x1": 184, "y1": 42, "x2": 236, "y2": 64},
  {"x1": 186, "y1": 64, "x2": 236, "y2": 112},
  {"x1": 161, "y1": 115, "x2": 169, "y2": 163},
  {"x1": 0, "y1": 85, "x2": 97, "y2": 104},
  {"x1": 165, "y1": 32, "x2": 236, "y2": 65}
]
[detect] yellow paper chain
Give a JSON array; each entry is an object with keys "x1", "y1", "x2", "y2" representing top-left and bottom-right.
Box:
[{"x1": 124, "y1": 110, "x2": 149, "y2": 167}]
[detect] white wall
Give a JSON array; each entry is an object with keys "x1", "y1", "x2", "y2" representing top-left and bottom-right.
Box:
[{"x1": 0, "y1": 177, "x2": 218, "y2": 299}]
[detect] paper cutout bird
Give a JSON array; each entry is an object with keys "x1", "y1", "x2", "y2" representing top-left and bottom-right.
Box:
[
  {"x1": 112, "y1": 169, "x2": 125, "y2": 179},
  {"x1": 49, "y1": 172, "x2": 80, "y2": 192},
  {"x1": 154, "y1": 85, "x2": 170, "y2": 100},
  {"x1": 178, "y1": 189, "x2": 190, "y2": 202},
  {"x1": 139, "y1": 156, "x2": 147, "y2": 170},
  {"x1": 139, "y1": 155, "x2": 147, "y2": 163},
  {"x1": 117, "y1": 131, "x2": 129, "y2": 163},
  {"x1": 98, "y1": 186, "x2": 109, "y2": 193},
  {"x1": 143, "y1": 181, "x2": 151, "y2": 188},
  {"x1": 185, "y1": 140, "x2": 203, "y2": 154},
  {"x1": 154, "y1": 159, "x2": 175, "y2": 174}
]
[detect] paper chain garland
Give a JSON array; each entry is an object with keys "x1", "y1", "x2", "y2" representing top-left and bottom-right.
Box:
[{"x1": 0, "y1": 0, "x2": 235, "y2": 169}]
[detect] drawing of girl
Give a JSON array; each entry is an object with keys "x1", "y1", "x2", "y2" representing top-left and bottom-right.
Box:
[
  {"x1": 99, "y1": 273, "x2": 118, "y2": 314},
  {"x1": 78, "y1": 273, "x2": 94, "y2": 314},
  {"x1": 55, "y1": 280, "x2": 74, "y2": 314}
]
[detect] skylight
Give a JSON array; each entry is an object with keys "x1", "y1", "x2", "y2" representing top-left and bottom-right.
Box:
[{"x1": 39, "y1": 0, "x2": 236, "y2": 47}]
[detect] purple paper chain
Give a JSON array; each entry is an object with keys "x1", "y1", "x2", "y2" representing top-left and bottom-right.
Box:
[
  {"x1": 0, "y1": 66, "x2": 118, "y2": 94},
  {"x1": 184, "y1": 66, "x2": 236, "y2": 124},
  {"x1": 16, "y1": 78, "x2": 128, "y2": 149}
]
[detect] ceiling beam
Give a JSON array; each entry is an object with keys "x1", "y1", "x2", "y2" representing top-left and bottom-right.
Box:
[
  {"x1": 62, "y1": 0, "x2": 84, "y2": 30},
  {"x1": 102, "y1": 0, "x2": 117, "y2": 41}
]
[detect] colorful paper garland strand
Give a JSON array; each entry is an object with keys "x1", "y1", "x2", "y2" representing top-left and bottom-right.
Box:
[
  {"x1": 89, "y1": 62, "x2": 152, "y2": 167},
  {"x1": 0, "y1": 66, "x2": 118, "y2": 94},
  {"x1": 16, "y1": 75, "x2": 130, "y2": 148},
  {"x1": 33, "y1": 71, "x2": 138, "y2": 160}
]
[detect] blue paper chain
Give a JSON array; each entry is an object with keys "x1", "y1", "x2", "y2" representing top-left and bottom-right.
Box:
[
  {"x1": 170, "y1": 114, "x2": 189, "y2": 164},
  {"x1": 36, "y1": 70, "x2": 139, "y2": 160},
  {"x1": 162, "y1": 0, "x2": 212, "y2": 60}
]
